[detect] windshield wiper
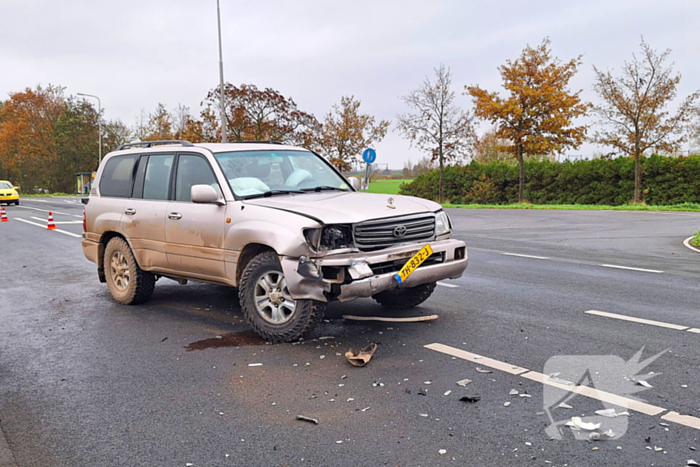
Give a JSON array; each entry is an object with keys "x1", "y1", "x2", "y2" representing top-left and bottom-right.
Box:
[
  {"x1": 300, "y1": 186, "x2": 348, "y2": 192},
  {"x1": 243, "y1": 189, "x2": 304, "y2": 199}
]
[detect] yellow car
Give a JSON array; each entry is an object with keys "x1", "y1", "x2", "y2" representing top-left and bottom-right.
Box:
[{"x1": 0, "y1": 181, "x2": 20, "y2": 205}]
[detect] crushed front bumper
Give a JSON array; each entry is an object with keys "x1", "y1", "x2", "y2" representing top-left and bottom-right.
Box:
[{"x1": 281, "y1": 238, "x2": 467, "y2": 302}]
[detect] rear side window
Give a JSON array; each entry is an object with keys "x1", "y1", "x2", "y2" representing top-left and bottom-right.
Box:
[
  {"x1": 99, "y1": 155, "x2": 137, "y2": 198},
  {"x1": 143, "y1": 155, "x2": 174, "y2": 201}
]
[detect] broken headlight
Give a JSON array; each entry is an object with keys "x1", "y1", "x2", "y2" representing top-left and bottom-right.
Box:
[
  {"x1": 435, "y1": 210, "x2": 451, "y2": 236},
  {"x1": 304, "y1": 225, "x2": 353, "y2": 251}
]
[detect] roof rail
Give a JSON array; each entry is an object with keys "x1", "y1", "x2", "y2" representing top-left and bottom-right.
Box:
[{"x1": 117, "y1": 140, "x2": 194, "y2": 150}]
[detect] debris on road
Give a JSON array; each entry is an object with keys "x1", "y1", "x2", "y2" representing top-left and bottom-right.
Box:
[
  {"x1": 632, "y1": 377, "x2": 653, "y2": 388},
  {"x1": 519, "y1": 393, "x2": 531, "y2": 398},
  {"x1": 504, "y1": 402, "x2": 511, "y2": 407},
  {"x1": 687, "y1": 460, "x2": 700, "y2": 466},
  {"x1": 438, "y1": 449, "x2": 447, "y2": 455},
  {"x1": 509, "y1": 389, "x2": 519, "y2": 395},
  {"x1": 345, "y1": 343, "x2": 377, "y2": 367},
  {"x1": 459, "y1": 396, "x2": 480, "y2": 403},
  {"x1": 557, "y1": 403, "x2": 573, "y2": 409},
  {"x1": 372, "y1": 381, "x2": 385, "y2": 387},
  {"x1": 342, "y1": 314, "x2": 439, "y2": 323},
  {"x1": 443, "y1": 390, "x2": 452, "y2": 396},
  {"x1": 566, "y1": 417, "x2": 601, "y2": 431},
  {"x1": 361, "y1": 407, "x2": 370, "y2": 412},
  {"x1": 248, "y1": 363, "x2": 263, "y2": 367},
  {"x1": 295, "y1": 415, "x2": 319, "y2": 425},
  {"x1": 475, "y1": 368, "x2": 492, "y2": 373},
  {"x1": 456, "y1": 379, "x2": 472, "y2": 387}
]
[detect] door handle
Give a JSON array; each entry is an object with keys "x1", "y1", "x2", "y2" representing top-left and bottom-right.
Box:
[
  {"x1": 168, "y1": 212, "x2": 182, "y2": 220},
  {"x1": 124, "y1": 208, "x2": 136, "y2": 215}
]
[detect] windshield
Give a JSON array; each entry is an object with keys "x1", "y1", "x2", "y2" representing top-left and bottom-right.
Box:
[
  {"x1": 214, "y1": 150, "x2": 350, "y2": 198},
  {"x1": 0, "y1": 182, "x2": 12, "y2": 189}
]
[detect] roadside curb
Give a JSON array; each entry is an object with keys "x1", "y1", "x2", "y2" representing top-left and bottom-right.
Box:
[
  {"x1": 0, "y1": 422, "x2": 17, "y2": 467},
  {"x1": 683, "y1": 236, "x2": 700, "y2": 254}
]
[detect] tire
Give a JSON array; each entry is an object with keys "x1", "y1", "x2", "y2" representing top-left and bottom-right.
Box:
[
  {"x1": 104, "y1": 237, "x2": 155, "y2": 305},
  {"x1": 372, "y1": 281, "x2": 437, "y2": 310},
  {"x1": 14, "y1": 200, "x2": 19, "y2": 205},
  {"x1": 239, "y1": 251, "x2": 325, "y2": 342}
]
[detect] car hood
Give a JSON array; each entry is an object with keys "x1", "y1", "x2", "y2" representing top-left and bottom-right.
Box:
[{"x1": 244, "y1": 192, "x2": 441, "y2": 224}]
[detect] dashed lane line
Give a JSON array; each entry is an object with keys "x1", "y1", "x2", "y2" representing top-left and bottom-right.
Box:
[
  {"x1": 15, "y1": 218, "x2": 82, "y2": 238},
  {"x1": 29, "y1": 216, "x2": 82, "y2": 225},
  {"x1": 436, "y1": 282, "x2": 460, "y2": 288},
  {"x1": 501, "y1": 252, "x2": 550, "y2": 260},
  {"x1": 424, "y1": 343, "x2": 700, "y2": 430},
  {"x1": 15, "y1": 205, "x2": 83, "y2": 218},
  {"x1": 584, "y1": 309, "x2": 699, "y2": 333},
  {"x1": 599, "y1": 264, "x2": 664, "y2": 274}
]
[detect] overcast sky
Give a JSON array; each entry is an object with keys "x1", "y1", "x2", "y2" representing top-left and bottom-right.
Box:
[{"x1": 2, "y1": 0, "x2": 698, "y2": 168}]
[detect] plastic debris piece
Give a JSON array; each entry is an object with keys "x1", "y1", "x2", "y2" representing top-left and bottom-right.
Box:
[
  {"x1": 459, "y1": 396, "x2": 480, "y2": 403},
  {"x1": 347, "y1": 398, "x2": 354, "y2": 402},
  {"x1": 336, "y1": 440, "x2": 343, "y2": 444},
  {"x1": 444, "y1": 390, "x2": 452, "y2": 396},
  {"x1": 456, "y1": 379, "x2": 472, "y2": 387},
  {"x1": 419, "y1": 413, "x2": 429, "y2": 417},
  {"x1": 186, "y1": 464, "x2": 194, "y2": 466},
  {"x1": 570, "y1": 417, "x2": 601, "y2": 431},
  {"x1": 248, "y1": 363, "x2": 263, "y2": 367},
  {"x1": 595, "y1": 408, "x2": 619, "y2": 418},
  {"x1": 296, "y1": 415, "x2": 319, "y2": 424},
  {"x1": 659, "y1": 422, "x2": 670, "y2": 427},
  {"x1": 318, "y1": 336, "x2": 335, "y2": 340},
  {"x1": 632, "y1": 378, "x2": 653, "y2": 388},
  {"x1": 341, "y1": 375, "x2": 347, "y2": 379},
  {"x1": 589, "y1": 432, "x2": 601, "y2": 441},
  {"x1": 372, "y1": 381, "x2": 385, "y2": 387},
  {"x1": 361, "y1": 407, "x2": 370, "y2": 412},
  {"x1": 525, "y1": 442, "x2": 532, "y2": 446},
  {"x1": 345, "y1": 343, "x2": 378, "y2": 367},
  {"x1": 504, "y1": 402, "x2": 511, "y2": 407},
  {"x1": 519, "y1": 394, "x2": 532, "y2": 398},
  {"x1": 475, "y1": 367, "x2": 492, "y2": 373},
  {"x1": 438, "y1": 449, "x2": 447, "y2": 455},
  {"x1": 602, "y1": 429, "x2": 615, "y2": 438},
  {"x1": 342, "y1": 314, "x2": 439, "y2": 322},
  {"x1": 509, "y1": 389, "x2": 519, "y2": 395},
  {"x1": 592, "y1": 447, "x2": 599, "y2": 451},
  {"x1": 558, "y1": 403, "x2": 573, "y2": 409},
  {"x1": 417, "y1": 388, "x2": 427, "y2": 396},
  {"x1": 687, "y1": 460, "x2": 700, "y2": 466},
  {"x1": 319, "y1": 355, "x2": 325, "y2": 359},
  {"x1": 424, "y1": 381, "x2": 432, "y2": 385},
  {"x1": 654, "y1": 446, "x2": 663, "y2": 452}
]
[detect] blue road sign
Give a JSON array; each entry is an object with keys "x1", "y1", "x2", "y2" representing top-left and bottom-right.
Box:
[{"x1": 362, "y1": 148, "x2": 376, "y2": 164}]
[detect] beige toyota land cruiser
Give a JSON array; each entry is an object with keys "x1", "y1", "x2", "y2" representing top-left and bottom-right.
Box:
[{"x1": 82, "y1": 140, "x2": 468, "y2": 341}]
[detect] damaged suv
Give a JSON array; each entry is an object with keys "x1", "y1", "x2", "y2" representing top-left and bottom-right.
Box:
[{"x1": 82, "y1": 141, "x2": 468, "y2": 341}]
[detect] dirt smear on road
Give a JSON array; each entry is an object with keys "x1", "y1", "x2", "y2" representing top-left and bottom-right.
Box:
[{"x1": 185, "y1": 330, "x2": 267, "y2": 351}]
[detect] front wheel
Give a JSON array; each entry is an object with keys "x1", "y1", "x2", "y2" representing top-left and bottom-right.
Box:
[
  {"x1": 372, "y1": 281, "x2": 437, "y2": 310},
  {"x1": 239, "y1": 251, "x2": 325, "y2": 342},
  {"x1": 104, "y1": 237, "x2": 155, "y2": 305}
]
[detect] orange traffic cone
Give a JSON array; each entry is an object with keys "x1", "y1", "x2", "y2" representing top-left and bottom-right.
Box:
[
  {"x1": 46, "y1": 211, "x2": 56, "y2": 230},
  {"x1": 0, "y1": 206, "x2": 7, "y2": 222}
]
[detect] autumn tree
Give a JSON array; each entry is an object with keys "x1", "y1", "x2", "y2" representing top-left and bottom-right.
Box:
[
  {"x1": 0, "y1": 84, "x2": 66, "y2": 190},
  {"x1": 146, "y1": 103, "x2": 174, "y2": 141},
  {"x1": 467, "y1": 38, "x2": 589, "y2": 203},
  {"x1": 472, "y1": 129, "x2": 514, "y2": 164},
  {"x1": 53, "y1": 97, "x2": 101, "y2": 191},
  {"x1": 317, "y1": 96, "x2": 389, "y2": 171},
  {"x1": 204, "y1": 83, "x2": 320, "y2": 147},
  {"x1": 172, "y1": 104, "x2": 207, "y2": 143},
  {"x1": 397, "y1": 65, "x2": 475, "y2": 202},
  {"x1": 592, "y1": 38, "x2": 700, "y2": 202},
  {"x1": 102, "y1": 119, "x2": 132, "y2": 153}
]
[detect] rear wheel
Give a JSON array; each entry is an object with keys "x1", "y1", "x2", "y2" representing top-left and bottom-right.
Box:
[
  {"x1": 104, "y1": 237, "x2": 155, "y2": 305},
  {"x1": 372, "y1": 281, "x2": 437, "y2": 310},
  {"x1": 239, "y1": 251, "x2": 325, "y2": 342}
]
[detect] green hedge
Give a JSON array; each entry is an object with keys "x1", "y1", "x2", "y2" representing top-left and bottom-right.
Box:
[{"x1": 399, "y1": 155, "x2": 700, "y2": 205}]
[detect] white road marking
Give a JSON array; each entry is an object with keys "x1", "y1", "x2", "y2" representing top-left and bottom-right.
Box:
[
  {"x1": 599, "y1": 264, "x2": 664, "y2": 274},
  {"x1": 584, "y1": 310, "x2": 690, "y2": 331},
  {"x1": 501, "y1": 252, "x2": 550, "y2": 260},
  {"x1": 15, "y1": 205, "x2": 83, "y2": 218},
  {"x1": 683, "y1": 236, "x2": 700, "y2": 253},
  {"x1": 29, "y1": 216, "x2": 82, "y2": 225},
  {"x1": 425, "y1": 343, "x2": 700, "y2": 431},
  {"x1": 15, "y1": 218, "x2": 82, "y2": 238},
  {"x1": 686, "y1": 328, "x2": 700, "y2": 334},
  {"x1": 436, "y1": 281, "x2": 459, "y2": 288}
]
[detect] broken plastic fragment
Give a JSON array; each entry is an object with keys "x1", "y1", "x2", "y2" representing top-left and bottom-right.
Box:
[
  {"x1": 419, "y1": 413, "x2": 429, "y2": 417},
  {"x1": 687, "y1": 460, "x2": 700, "y2": 466},
  {"x1": 504, "y1": 402, "x2": 511, "y2": 407},
  {"x1": 475, "y1": 367, "x2": 492, "y2": 373},
  {"x1": 595, "y1": 408, "x2": 618, "y2": 418},
  {"x1": 569, "y1": 417, "x2": 601, "y2": 431},
  {"x1": 438, "y1": 449, "x2": 447, "y2": 455},
  {"x1": 443, "y1": 390, "x2": 452, "y2": 396},
  {"x1": 456, "y1": 379, "x2": 472, "y2": 387},
  {"x1": 459, "y1": 396, "x2": 480, "y2": 403},
  {"x1": 345, "y1": 343, "x2": 378, "y2": 367},
  {"x1": 558, "y1": 403, "x2": 573, "y2": 409},
  {"x1": 248, "y1": 363, "x2": 263, "y2": 367},
  {"x1": 632, "y1": 378, "x2": 653, "y2": 388},
  {"x1": 509, "y1": 389, "x2": 519, "y2": 395},
  {"x1": 361, "y1": 407, "x2": 370, "y2": 412},
  {"x1": 654, "y1": 446, "x2": 663, "y2": 452},
  {"x1": 602, "y1": 429, "x2": 615, "y2": 438},
  {"x1": 519, "y1": 394, "x2": 531, "y2": 398},
  {"x1": 296, "y1": 415, "x2": 319, "y2": 424}
]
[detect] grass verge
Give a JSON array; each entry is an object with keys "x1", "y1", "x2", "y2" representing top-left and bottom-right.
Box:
[
  {"x1": 691, "y1": 231, "x2": 700, "y2": 247},
  {"x1": 22, "y1": 193, "x2": 75, "y2": 197},
  {"x1": 367, "y1": 179, "x2": 413, "y2": 195},
  {"x1": 442, "y1": 202, "x2": 700, "y2": 212}
]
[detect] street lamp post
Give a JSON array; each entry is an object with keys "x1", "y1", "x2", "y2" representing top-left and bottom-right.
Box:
[
  {"x1": 77, "y1": 93, "x2": 102, "y2": 165},
  {"x1": 216, "y1": 0, "x2": 227, "y2": 143}
]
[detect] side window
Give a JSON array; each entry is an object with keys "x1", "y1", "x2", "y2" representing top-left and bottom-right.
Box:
[
  {"x1": 175, "y1": 155, "x2": 219, "y2": 202},
  {"x1": 131, "y1": 155, "x2": 148, "y2": 198},
  {"x1": 143, "y1": 155, "x2": 174, "y2": 201},
  {"x1": 99, "y1": 155, "x2": 138, "y2": 198}
]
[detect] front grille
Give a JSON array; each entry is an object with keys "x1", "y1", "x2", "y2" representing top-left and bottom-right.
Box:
[
  {"x1": 353, "y1": 213, "x2": 436, "y2": 251},
  {"x1": 370, "y1": 252, "x2": 445, "y2": 275}
]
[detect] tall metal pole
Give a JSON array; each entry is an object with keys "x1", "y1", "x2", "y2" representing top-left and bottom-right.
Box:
[
  {"x1": 216, "y1": 0, "x2": 227, "y2": 143},
  {"x1": 77, "y1": 93, "x2": 102, "y2": 165}
]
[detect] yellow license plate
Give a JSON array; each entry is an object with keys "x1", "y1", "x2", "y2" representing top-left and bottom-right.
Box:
[{"x1": 395, "y1": 244, "x2": 433, "y2": 284}]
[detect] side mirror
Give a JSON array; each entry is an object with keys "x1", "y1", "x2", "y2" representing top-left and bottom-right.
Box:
[
  {"x1": 191, "y1": 184, "x2": 224, "y2": 205},
  {"x1": 13, "y1": 186, "x2": 20, "y2": 191},
  {"x1": 348, "y1": 177, "x2": 361, "y2": 191}
]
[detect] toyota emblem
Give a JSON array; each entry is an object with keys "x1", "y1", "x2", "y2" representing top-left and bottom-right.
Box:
[{"x1": 393, "y1": 225, "x2": 407, "y2": 238}]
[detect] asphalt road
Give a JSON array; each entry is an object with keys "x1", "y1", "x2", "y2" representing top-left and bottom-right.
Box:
[{"x1": 1, "y1": 198, "x2": 700, "y2": 466}]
